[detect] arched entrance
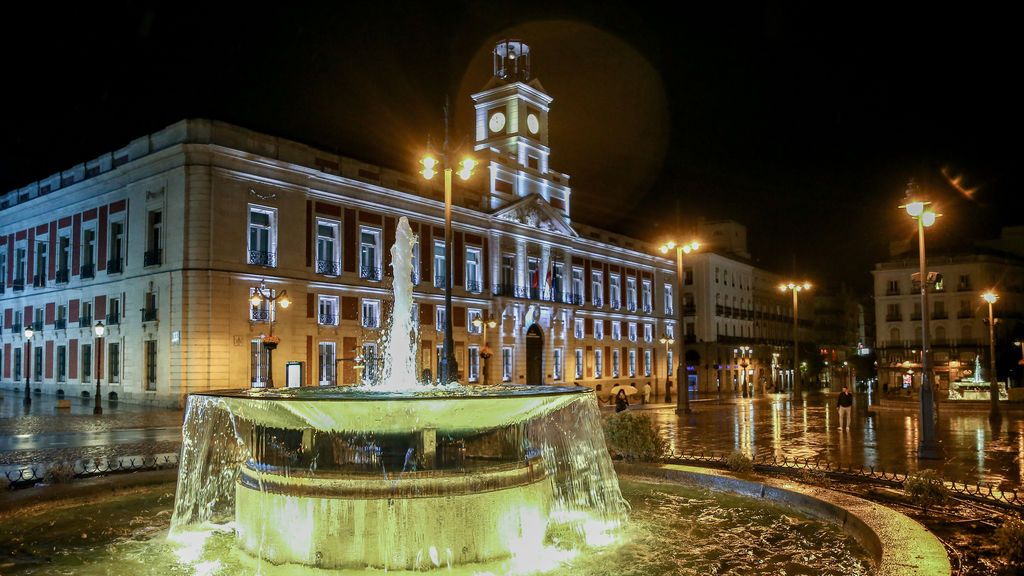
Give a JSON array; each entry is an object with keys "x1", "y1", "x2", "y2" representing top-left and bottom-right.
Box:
[{"x1": 526, "y1": 324, "x2": 544, "y2": 384}]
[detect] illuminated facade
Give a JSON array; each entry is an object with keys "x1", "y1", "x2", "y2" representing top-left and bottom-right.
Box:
[
  {"x1": 0, "y1": 42, "x2": 680, "y2": 407},
  {"x1": 872, "y1": 228, "x2": 1024, "y2": 395}
]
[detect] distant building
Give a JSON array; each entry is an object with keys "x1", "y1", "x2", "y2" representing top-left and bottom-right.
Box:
[
  {"x1": 0, "y1": 41, "x2": 678, "y2": 407},
  {"x1": 872, "y1": 226, "x2": 1024, "y2": 395},
  {"x1": 812, "y1": 285, "x2": 866, "y2": 389}
]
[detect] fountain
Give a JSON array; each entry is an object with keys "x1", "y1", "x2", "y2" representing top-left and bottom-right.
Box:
[{"x1": 168, "y1": 217, "x2": 627, "y2": 571}]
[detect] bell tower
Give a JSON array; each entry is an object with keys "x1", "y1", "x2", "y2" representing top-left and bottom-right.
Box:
[{"x1": 472, "y1": 40, "x2": 571, "y2": 220}]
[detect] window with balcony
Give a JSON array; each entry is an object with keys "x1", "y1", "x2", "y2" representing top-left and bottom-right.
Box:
[
  {"x1": 611, "y1": 321, "x2": 621, "y2": 340},
  {"x1": 107, "y1": 220, "x2": 124, "y2": 274},
  {"x1": 81, "y1": 228, "x2": 96, "y2": 278},
  {"x1": 319, "y1": 342, "x2": 336, "y2": 385},
  {"x1": 886, "y1": 303, "x2": 901, "y2": 321},
  {"x1": 668, "y1": 350, "x2": 674, "y2": 375},
  {"x1": 34, "y1": 308, "x2": 44, "y2": 331},
  {"x1": 594, "y1": 348, "x2": 603, "y2": 379},
  {"x1": 34, "y1": 347, "x2": 42, "y2": 381},
  {"x1": 626, "y1": 277, "x2": 637, "y2": 311},
  {"x1": 434, "y1": 241, "x2": 446, "y2": 288},
  {"x1": 319, "y1": 295, "x2": 339, "y2": 326},
  {"x1": 958, "y1": 299, "x2": 973, "y2": 318},
  {"x1": 467, "y1": 309, "x2": 482, "y2": 334},
  {"x1": 80, "y1": 302, "x2": 92, "y2": 326},
  {"x1": 107, "y1": 298, "x2": 121, "y2": 325},
  {"x1": 108, "y1": 342, "x2": 120, "y2": 383},
  {"x1": 886, "y1": 279, "x2": 899, "y2": 295},
  {"x1": 628, "y1": 349, "x2": 637, "y2": 378},
  {"x1": 34, "y1": 242, "x2": 47, "y2": 287},
  {"x1": 552, "y1": 262, "x2": 565, "y2": 297},
  {"x1": 609, "y1": 274, "x2": 621, "y2": 309},
  {"x1": 571, "y1": 267, "x2": 584, "y2": 304},
  {"x1": 249, "y1": 287, "x2": 275, "y2": 322},
  {"x1": 55, "y1": 305, "x2": 67, "y2": 329},
  {"x1": 644, "y1": 323, "x2": 653, "y2": 342},
  {"x1": 612, "y1": 348, "x2": 620, "y2": 378},
  {"x1": 361, "y1": 299, "x2": 380, "y2": 329},
  {"x1": 575, "y1": 348, "x2": 583, "y2": 379},
  {"x1": 591, "y1": 271, "x2": 603, "y2": 307},
  {"x1": 436, "y1": 307, "x2": 446, "y2": 332},
  {"x1": 574, "y1": 318, "x2": 584, "y2": 339},
  {"x1": 145, "y1": 210, "x2": 162, "y2": 267},
  {"x1": 642, "y1": 280, "x2": 652, "y2": 313},
  {"x1": 664, "y1": 283, "x2": 673, "y2": 315},
  {"x1": 56, "y1": 234, "x2": 70, "y2": 281},
  {"x1": 13, "y1": 348, "x2": 22, "y2": 381},
  {"x1": 594, "y1": 319, "x2": 604, "y2": 340},
  {"x1": 316, "y1": 219, "x2": 340, "y2": 276},
  {"x1": 81, "y1": 344, "x2": 91, "y2": 382},
  {"x1": 359, "y1": 228, "x2": 382, "y2": 280},
  {"x1": 958, "y1": 274, "x2": 971, "y2": 291},
  {"x1": 644, "y1": 349, "x2": 652, "y2": 377},
  {"x1": 933, "y1": 300, "x2": 947, "y2": 319},
  {"x1": 502, "y1": 347, "x2": 513, "y2": 382},
  {"x1": 553, "y1": 348, "x2": 563, "y2": 381},
  {"x1": 14, "y1": 246, "x2": 27, "y2": 289},
  {"x1": 143, "y1": 292, "x2": 158, "y2": 322},
  {"x1": 465, "y1": 247, "x2": 482, "y2": 293},
  {"x1": 628, "y1": 322, "x2": 637, "y2": 342},
  {"x1": 467, "y1": 346, "x2": 480, "y2": 382},
  {"x1": 57, "y1": 345, "x2": 66, "y2": 382},
  {"x1": 247, "y1": 206, "x2": 276, "y2": 267}
]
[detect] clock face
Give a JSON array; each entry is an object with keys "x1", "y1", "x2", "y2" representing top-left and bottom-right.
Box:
[
  {"x1": 489, "y1": 111, "x2": 506, "y2": 133},
  {"x1": 526, "y1": 113, "x2": 540, "y2": 134}
]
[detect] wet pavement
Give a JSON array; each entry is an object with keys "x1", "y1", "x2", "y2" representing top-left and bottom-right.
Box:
[{"x1": 3, "y1": 387, "x2": 1023, "y2": 490}]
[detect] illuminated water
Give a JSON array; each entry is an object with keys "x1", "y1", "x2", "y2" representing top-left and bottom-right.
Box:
[{"x1": 0, "y1": 478, "x2": 871, "y2": 575}]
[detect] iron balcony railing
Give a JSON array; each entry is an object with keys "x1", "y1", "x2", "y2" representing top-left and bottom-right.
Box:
[
  {"x1": 248, "y1": 250, "x2": 276, "y2": 267},
  {"x1": 56, "y1": 268, "x2": 69, "y2": 284},
  {"x1": 643, "y1": 303, "x2": 652, "y2": 314},
  {"x1": 106, "y1": 258, "x2": 123, "y2": 274},
  {"x1": 106, "y1": 313, "x2": 120, "y2": 325},
  {"x1": 884, "y1": 313, "x2": 901, "y2": 322},
  {"x1": 465, "y1": 280, "x2": 482, "y2": 293},
  {"x1": 932, "y1": 311, "x2": 948, "y2": 320},
  {"x1": 434, "y1": 275, "x2": 447, "y2": 288},
  {"x1": 627, "y1": 301, "x2": 637, "y2": 312},
  {"x1": 592, "y1": 296, "x2": 603, "y2": 308},
  {"x1": 33, "y1": 274, "x2": 45, "y2": 288},
  {"x1": 142, "y1": 308, "x2": 158, "y2": 322},
  {"x1": 886, "y1": 288, "x2": 900, "y2": 296},
  {"x1": 610, "y1": 299, "x2": 621, "y2": 309},
  {"x1": 910, "y1": 313, "x2": 922, "y2": 321},
  {"x1": 316, "y1": 259, "x2": 340, "y2": 276},
  {"x1": 250, "y1": 309, "x2": 271, "y2": 322},
  {"x1": 11, "y1": 323, "x2": 22, "y2": 334},
  {"x1": 144, "y1": 249, "x2": 162, "y2": 267},
  {"x1": 957, "y1": 310, "x2": 973, "y2": 319},
  {"x1": 319, "y1": 313, "x2": 337, "y2": 326},
  {"x1": 684, "y1": 304, "x2": 697, "y2": 315},
  {"x1": 957, "y1": 284, "x2": 972, "y2": 292},
  {"x1": 411, "y1": 271, "x2": 420, "y2": 284},
  {"x1": 362, "y1": 317, "x2": 380, "y2": 329},
  {"x1": 54, "y1": 319, "x2": 67, "y2": 330},
  {"x1": 80, "y1": 263, "x2": 95, "y2": 279},
  {"x1": 360, "y1": 266, "x2": 382, "y2": 281},
  {"x1": 78, "y1": 315, "x2": 92, "y2": 327},
  {"x1": 13, "y1": 277, "x2": 25, "y2": 291}
]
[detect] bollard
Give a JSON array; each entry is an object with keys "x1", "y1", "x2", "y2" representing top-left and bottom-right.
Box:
[{"x1": 56, "y1": 399, "x2": 72, "y2": 410}]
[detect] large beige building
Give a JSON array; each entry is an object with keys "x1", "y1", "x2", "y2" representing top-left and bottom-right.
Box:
[{"x1": 1, "y1": 41, "x2": 684, "y2": 408}]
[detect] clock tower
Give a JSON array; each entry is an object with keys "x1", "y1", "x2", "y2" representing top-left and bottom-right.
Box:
[{"x1": 472, "y1": 40, "x2": 571, "y2": 221}]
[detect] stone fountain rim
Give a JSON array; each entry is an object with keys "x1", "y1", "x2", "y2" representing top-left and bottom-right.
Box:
[
  {"x1": 615, "y1": 462, "x2": 951, "y2": 576},
  {"x1": 189, "y1": 384, "x2": 591, "y2": 402}
]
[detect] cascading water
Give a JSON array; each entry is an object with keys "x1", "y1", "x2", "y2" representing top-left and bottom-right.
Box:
[{"x1": 168, "y1": 215, "x2": 627, "y2": 572}]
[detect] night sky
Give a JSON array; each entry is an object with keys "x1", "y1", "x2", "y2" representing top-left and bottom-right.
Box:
[{"x1": 2, "y1": 3, "x2": 1018, "y2": 293}]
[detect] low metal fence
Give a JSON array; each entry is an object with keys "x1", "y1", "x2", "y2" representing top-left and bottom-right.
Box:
[{"x1": 2, "y1": 453, "x2": 179, "y2": 488}]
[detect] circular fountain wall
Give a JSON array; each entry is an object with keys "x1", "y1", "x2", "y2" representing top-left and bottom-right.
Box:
[{"x1": 170, "y1": 385, "x2": 626, "y2": 571}]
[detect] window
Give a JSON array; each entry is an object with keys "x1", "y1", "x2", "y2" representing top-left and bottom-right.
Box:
[
  {"x1": 249, "y1": 340, "x2": 266, "y2": 386},
  {"x1": 362, "y1": 343, "x2": 377, "y2": 383},
  {"x1": 468, "y1": 346, "x2": 480, "y2": 382},
  {"x1": 81, "y1": 301, "x2": 93, "y2": 326},
  {"x1": 664, "y1": 283, "x2": 673, "y2": 314},
  {"x1": 612, "y1": 348, "x2": 621, "y2": 378},
  {"x1": 145, "y1": 341, "x2": 157, "y2": 390},
  {"x1": 82, "y1": 228, "x2": 96, "y2": 276},
  {"x1": 666, "y1": 323, "x2": 675, "y2": 340},
  {"x1": 595, "y1": 349, "x2": 603, "y2": 379},
  {"x1": 594, "y1": 319, "x2": 604, "y2": 340},
  {"x1": 145, "y1": 210, "x2": 162, "y2": 266},
  {"x1": 359, "y1": 228, "x2": 382, "y2": 280},
  {"x1": 247, "y1": 206, "x2": 276, "y2": 267},
  {"x1": 667, "y1": 350, "x2": 674, "y2": 376},
  {"x1": 553, "y1": 348, "x2": 563, "y2": 381},
  {"x1": 411, "y1": 242, "x2": 421, "y2": 284},
  {"x1": 319, "y1": 342, "x2": 336, "y2": 385},
  {"x1": 611, "y1": 321, "x2": 621, "y2": 340},
  {"x1": 14, "y1": 246, "x2": 27, "y2": 286},
  {"x1": 642, "y1": 280, "x2": 652, "y2": 313},
  {"x1": 57, "y1": 345, "x2": 67, "y2": 382},
  {"x1": 34, "y1": 241, "x2": 47, "y2": 286},
  {"x1": 107, "y1": 220, "x2": 124, "y2": 273},
  {"x1": 13, "y1": 348, "x2": 22, "y2": 380},
  {"x1": 684, "y1": 267, "x2": 694, "y2": 285},
  {"x1": 626, "y1": 277, "x2": 637, "y2": 311},
  {"x1": 591, "y1": 271, "x2": 603, "y2": 306},
  {"x1": 502, "y1": 347, "x2": 513, "y2": 382},
  {"x1": 628, "y1": 349, "x2": 637, "y2": 377},
  {"x1": 460, "y1": 246, "x2": 480, "y2": 293},
  {"x1": 610, "y1": 275, "x2": 621, "y2": 308},
  {"x1": 81, "y1": 344, "x2": 92, "y2": 382},
  {"x1": 434, "y1": 241, "x2": 446, "y2": 287},
  {"x1": 644, "y1": 324, "x2": 653, "y2": 342},
  {"x1": 319, "y1": 295, "x2": 339, "y2": 326},
  {"x1": 316, "y1": 219, "x2": 340, "y2": 276},
  {"x1": 143, "y1": 292, "x2": 158, "y2": 322},
  {"x1": 467, "y1": 309, "x2": 482, "y2": 333},
  {"x1": 107, "y1": 297, "x2": 121, "y2": 325},
  {"x1": 575, "y1": 349, "x2": 584, "y2": 379},
  {"x1": 571, "y1": 267, "x2": 585, "y2": 302},
  {"x1": 958, "y1": 274, "x2": 971, "y2": 290},
  {"x1": 644, "y1": 349, "x2": 652, "y2": 377},
  {"x1": 574, "y1": 318, "x2": 584, "y2": 339},
  {"x1": 0, "y1": 253, "x2": 6, "y2": 288},
  {"x1": 715, "y1": 267, "x2": 719, "y2": 284},
  {"x1": 886, "y1": 303, "x2": 900, "y2": 321},
  {"x1": 552, "y1": 263, "x2": 565, "y2": 296},
  {"x1": 108, "y1": 342, "x2": 120, "y2": 383},
  {"x1": 34, "y1": 308, "x2": 43, "y2": 330},
  {"x1": 249, "y1": 287, "x2": 275, "y2": 322},
  {"x1": 628, "y1": 322, "x2": 637, "y2": 342},
  {"x1": 361, "y1": 299, "x2": 381, "y2": 329},
  {"x1": 887, "y1": 279, "x2": 899, "y2": 295},
  {"x1": 436, "y1": 307, "x2": 447, "y2": 332}
]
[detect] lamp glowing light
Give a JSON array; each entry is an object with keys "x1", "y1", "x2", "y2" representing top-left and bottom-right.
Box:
[
  {"x1": 93, "y1": 320, "x2": 106, "y2": 338},
  {"x1": 278, "y1": 294, "x2": 292, "y2": 309},
  {"x1": 904, "y1": 201, "x2": 926, "y2": 217},
  {"x1": 250, "y1": 293, "x2": 263, "y2": 307},
  {"x1": 921, "y1": 210, "x2": 938, "y2": 227},
  {"x1": 982, "y1": 291, "x2": 999, "y2": 305},
  {"x1": 457, "y1": 157, "x2": 476, "y2": 181},
  {"x1": 420, "y1": 155, "x2": 438, "y2": 180}
]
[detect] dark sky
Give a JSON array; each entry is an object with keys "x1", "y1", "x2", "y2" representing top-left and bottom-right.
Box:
[{"x1": 2, "y1": 2, "x2": 1019, "y2": 293}]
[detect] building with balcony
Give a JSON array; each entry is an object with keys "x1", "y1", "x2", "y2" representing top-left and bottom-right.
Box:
[
  {"x1": 872, "y1": 227, "x2": 1024, "y2": 395},
  {"x1": 0, "y1": 41, "x2": 678, "y2": 407}
]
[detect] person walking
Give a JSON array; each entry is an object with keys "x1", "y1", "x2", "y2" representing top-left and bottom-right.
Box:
[
  {"x1": 615, "y1": 389, "x2": 629, "y2": 413},
  {"x1": 643, "y1": 382, "x2": 652, "y2": 405},
  {"x1": 836, "y1": 385, "x2": 854, "y2": 430}
]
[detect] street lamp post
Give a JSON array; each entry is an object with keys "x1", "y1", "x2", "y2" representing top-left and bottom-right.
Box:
[
  {"x1": 23, "y1": 326, "x2": 34, "y2": 406},
  {"x1": 249, "y1": 278, "x2": 292, "y2": 388},
  {"x1": 900, "y1": 179, "x2": 941, "y2": 459},
  {"x1": 472, "y1": 317, "x2": 497, "y2": 385},
  {"x1": 737, "y1": 346, "x2": 751, "y2": 397},
  {"x1": 778, "y1": 281, "x2": 812, "y2": 395},
  {"x1": 659, "y1": 239, "x2": 700, "y2": 415},
  {"x1": 93, "y1": 321, "x2": 105, "y2": 415},
  {"x1": 659, "y1": 334, "x2": 675, "y2": 402},
  {"x1": 420, "y1": 107, "x2": 475, "y2": 385},
  {"x1": 982, "y1": 291, "x2": 1000, "y2": 419}
]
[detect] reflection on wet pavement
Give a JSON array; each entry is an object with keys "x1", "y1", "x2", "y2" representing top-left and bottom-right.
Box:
[{"x1": 651, "y1": 393, "x2": 1024, "y2": 489}]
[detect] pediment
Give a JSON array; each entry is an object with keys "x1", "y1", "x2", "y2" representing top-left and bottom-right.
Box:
[{"x1": 492, "y1": 194, "x2": 577, "y2": 237}]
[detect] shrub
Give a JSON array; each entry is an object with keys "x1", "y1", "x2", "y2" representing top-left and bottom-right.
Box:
[
  {"x1": 602, "y1": 411, "x2": 665, "y2": 462},
  {"x1": 903, "y1": 469, "x2": 948, "y2": 510},
  {"x1": 797, "y1": 467, "x2": 829, "y2": 485},
  {"x1": 44, "y1": 461, "x2": 77, "y2": 484},
  {"x1": 726, "y1": 451, "x2": 754, "y2": 473},
  {"x1": 995, "y1": 516, "x2": 1024, "y2": 567}
]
